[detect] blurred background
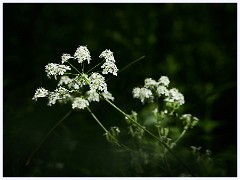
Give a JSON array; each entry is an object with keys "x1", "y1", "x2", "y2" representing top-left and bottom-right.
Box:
[{"x1": 3, "y1": 3, "x2": 237, "y2": 176}]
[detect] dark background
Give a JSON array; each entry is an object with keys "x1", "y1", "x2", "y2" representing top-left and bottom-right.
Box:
[{"x1": 3, "y1": 3, "x2": 237, "y2": 176}]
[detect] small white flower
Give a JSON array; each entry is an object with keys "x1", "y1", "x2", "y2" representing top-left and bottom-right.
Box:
[
  {"x1": 101, "y1": 61, "x2": 118, "y2": 76},
  {"x1": 61, "y1": 53, "x2": 72, "y2": 64},
  {"x1": 165, "y1": 88, "x2": 184, "y2": 105},
  {"x1": 99, "y1": 49, "x2": 115, "y2": 62},
  {"x1": 32, "y1": 87, "x2": 49, "y2": 101},
  {"x1": 132, "y1": 87, "x2": 154, "y2": 103},
  {"x1": 158, "y1": 76, "x2": 170, "y2": 87},
  {"x1": 101, "y1": 91, "x2": 114, "y2": 101},
  {"x1": 72, "y1": 97, "x2": 89, "y2": 110},
  {"x1": 156, "y1": 85, "x2": 169, "y2": 97},
  {"x1": 144, "y1": 78, "x2": 157, "y2": 89},
  {"x1": 48, "y1": 92, "x2": 59, "y2": 106},
  {"x1": 45, "y1": 63, "x2": 71, "y2": 79},
  {"x1": 89, "y1": 72, "x2": 107, "y2": 92},
  {"x1": 99, "y1": 49, "x2": 118, "y2": 76},
  {"x1": 58, "y1": 76, "x2": 72, "y2": 87},
  {"x1": 74, "y1": 45, "x2": 91, "y2": 64},
  {"x1": 86, "y1": 90, "x2": 100, "y2": 102},
  {"x1": 47, "y1": 86, "x2": 71, "y2": 106}
]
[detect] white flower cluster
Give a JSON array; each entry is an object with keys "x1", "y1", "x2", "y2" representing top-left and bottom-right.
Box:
[
  {"x1": 99, "y1": 49, "x2": 118, "y2": 76},
  {"x1": 89, "y1": 72, "x2": 107, "y2": 92},
  {"x1": 32, "y1": 87, "x2": 49, "y2": 101},
  {"x1": 132, "y1": 76, "x2": 185, "y2": 106},
  {"x1": 133, "y1": 87, "x2": 153, "y2": 103},
  {"x1": 74, "y1": 45, "x2": 91, "y2": 64},
  {"x1": 45, "y1": 63, "x2": 71, "y2": 80},
  {"x1": 33, "y1": 45, "x2": 117, "y2": 110},
  {"x1": 72, "y1": 97, "x2": 89, "y2": 109}
]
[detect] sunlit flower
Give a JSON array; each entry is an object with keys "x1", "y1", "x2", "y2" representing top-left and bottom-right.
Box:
[
  {"x1": 132, "y1": 87, "x2": 154, "y2": 103},
  {"x1": 99, "y1": 49, "x2": 115, "y2": 62},
  {"x1": 101, "y1": 61, "x2": 118, "y2": 76},
  {"x1": 158, "y1": 76, "x2": 170, "y2": 87},
  {"x1": 74, "y1": 45, "x2": 91, "y2": 64},
  {"x1": 47, "y1": 86, "x2": 71, "y2": 106},
  {"x1": 164, "y1": 88, "x2": 184, "y2": 105},
  {"x1": 58, "y1": 76, "x2": 72, "y2": 87},
  {"x1": 72, "y1": 97, "x2": 89, "y2": 109},
  {"x1": 89, "y1": 72, "x2": 107, "y2": 92},
  {"x1": 144, "y1": 78, "x2": 158, "y2": 89},
  {"x1": 45, "y1": 63, "x2": 71, "y2": 79},
  {"x1": 86, "y1": 90, "x2": 100, "y2": 102},
  {"x1": 156, "y1": 85, "x2": 169, "y2": 97},
  {"x1": 32, "y1": 87, "x2": 49, "y2": 101},
  {"x1": 61, "y1": 53, "x2": 72, "y2": 64},
  {"x1": 101, "y1": 91, "x2": 114, "y2": 101}
]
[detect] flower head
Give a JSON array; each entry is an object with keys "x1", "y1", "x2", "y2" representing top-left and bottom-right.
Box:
[
  {"x1": 101, "y1": 91, "x2": 114, "y2": 101},
  {"x1": 47, "y1": 86, "x2": 71, "y2": 106},
  {"x1": 165, "y1": 88, "x2": 184, "y2": 105},
  {"x1": 45, "y1": 63, "x2": 71, "y2": 79},
  {"x1": 144, "y1": 78, "x2": 158, "y2": 89},
  {"x1": 58, "y1": 76, "x2": 72, "y2": 87},
  {"x1": 86, "y1": 90, "x2": 100, "y2": 102},
  {"x1": 99, "y1": 49, "x2": 115, "y2": 62},
  {"x1": 159, "y1": 76, "x2": 170, "y2": 87},
  {"x1": 72, "y1": 97, "x2": 89, "y2": 110},
  {"x1": 32, "y1": 87, "x2": 49, "y2": 101},
  {"x1": 61, "y1": 53, "x2": 72, "y2": 64},
  {"x1": 89, "y1": 72, "x2": 107, "y2": 92},
  {"x1": 133, "y1": 87, "x2": 154, "y2": 103},
  {"x1": 157, "y1": 85, "x2": 169, "y2": 97},
  {"x1": 101, "y1": 61, "x2": 118, "y2": 76},
  {"x1": 99, "y1": 49, "x2": 118, "y2": 76},
  {"x1": 74, "y1": 45, "x2": 91, "y2": 64}
]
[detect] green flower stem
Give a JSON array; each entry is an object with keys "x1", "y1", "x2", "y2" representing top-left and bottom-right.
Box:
[
  {"x1": 25, "y1": 110, "x2": 72, "y2": 166},
  {"x1": 82, "y1": 62, "x2": 84, "y2": 73},
  {"x1": 67, "y1": 61, "x2": 82, "y2": 74},
  {"x1": 105, "y1": 98, "x2": 196, "y2": 176},
  {"x1": 173, "y1": 129, "x2": 187, "y2": 145},
  {"x1": 87, "y1": 106, "x2": 137, "y2": 153},
  {"x1": 87, "y1": 59, "x2": 105, "y2": 74},
  {"x1": 86, "y1": 107, "x2": 109, "y2": 133},
  {"x1": 118, "y1": 56, "x2": 146, "y2": 73},
  {"x1": 157, "y1": 126, "x2": 162, "y2": 139},
  {"x1": 106, "y1": 56, "x2": 146, "y2": 82}
]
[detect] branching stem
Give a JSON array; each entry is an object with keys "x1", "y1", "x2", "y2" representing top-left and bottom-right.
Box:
[{"x1": 104, "y1": 98, "x2": 196, "y2": 176}]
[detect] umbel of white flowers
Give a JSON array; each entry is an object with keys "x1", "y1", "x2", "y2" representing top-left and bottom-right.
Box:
[
  {"x1": 33, "y1": 45, "x2": 118, "y2": 110},
  {"x1": 132, "y1": 76, "x2": 185, "y2": 106}
]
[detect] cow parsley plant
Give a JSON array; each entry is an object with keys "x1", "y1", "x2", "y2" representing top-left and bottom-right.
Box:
[{"x1": 31, "y1": 44, "x2": 213, "y2": 176}]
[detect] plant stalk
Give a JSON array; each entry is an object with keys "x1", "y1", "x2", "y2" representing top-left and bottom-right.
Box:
[{"x1": 105, "y1": 98, "x2": 196, "y2": 176}]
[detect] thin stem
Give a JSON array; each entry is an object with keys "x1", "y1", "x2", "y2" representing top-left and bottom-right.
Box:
[
  {"x1": 106, "y1": 56, "x2": 145, "y2": 82},
  {"x1": 25, "y1": 110, "x2": 72, "y2": 166},
  {"x1": 64, "y1": 73, "x2": 79, "y2": 76},
  {"x1": 87, "y1": 59, "x2": 105, "y2": 74},
  {"x1": 104, "y1": 98, "x2": 196, "y2": 176},
  {"x1": 81, "y1": 62, "x2": 84, "y2": 73},
  {"x1": 67, "y1": 61, "x2": 82, "y2": 74},
  {"x1": 173, "y1": 129, "x2": 187, "y2": 145},
  {"x1": 86, "y1": 107, "x2": 108, "y2": 133},
  {"x1": 87, "y1": 106, "x2": 139, "y2": 153},
  {"x1": 118, "y1": 56, "x2": 146, "y2": 73}
]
